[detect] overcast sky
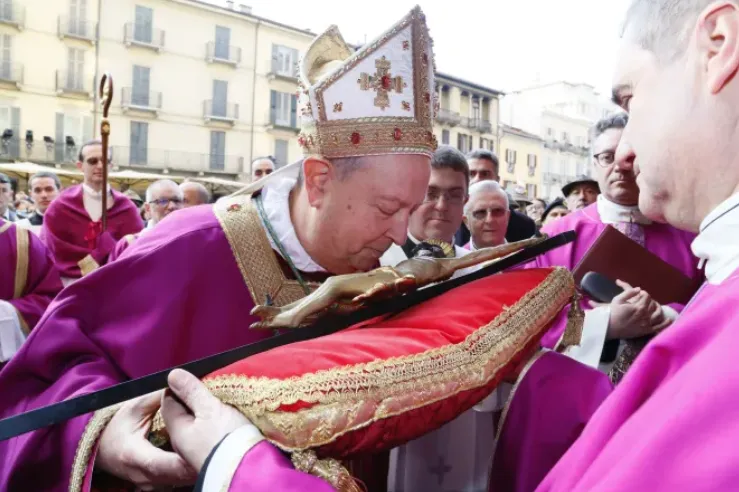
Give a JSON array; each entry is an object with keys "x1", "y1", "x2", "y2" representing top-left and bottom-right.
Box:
[{"x1": 213, "y1": 0, "x2": 631, "y2": 97}]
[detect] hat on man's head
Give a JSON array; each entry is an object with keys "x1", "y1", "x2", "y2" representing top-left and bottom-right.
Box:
[
  {"x1": 541, "y1": 197, "x2": 568, "y2": 223},
  {"x1": 296, "y1": 6, "x2": 437, "y2": 159},
  {"x1": 561, "y1": 175, "x2": 600, "y2": 198}
]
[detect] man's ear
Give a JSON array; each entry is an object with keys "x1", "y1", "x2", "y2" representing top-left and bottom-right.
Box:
[
  {"x1": 699, "y1": 3, "x2": 739, "y2": 94},
  {"x1": 303, "y1": 156, "x2": 334, "y2": 207}
]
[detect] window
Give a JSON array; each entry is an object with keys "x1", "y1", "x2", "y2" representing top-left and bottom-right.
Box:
[
  {"x1": 65, "y1": 48, "x2": 85, "y2": 90},
  {"x1": 527, "y1": 154, "x2": 537, "y2": 177},
  {"x1": 0, "y1": 34, "x2": 11, "y2": 80},
  {"x1": 212, "y1": 80, "x2": 228, "y2": 117},
  {"x1": 457, "y1": 133, "x2": 471, "y2": 153},
  {"x1": 546, "y1": 127, "x2": 553, "y2": 137},
  {"x1": 271, "y1": 45, "x2": 298, "y2": 77},
  {"x1": 209, "y1": 131, "x2": 226, "y2": 170},
  {"x1": 56, "y1": 112, "x2": 92, "y2": 162},
  {"x1": 132, "y1": 65, "x2": 150, "y2": 106},
  {"x1": 69, "y1": 0, "x2": 88, "y2": 37},
  {"x1": 214, "y1": 25, "x2": 231, "y2": 60},
  {"x1": 442, "y1": 129, "x2": 449, "y2": 145},
  {"x1": 488, "y1": 139, "x2": 494, "y2": 152},
  {"x1": 472, "y1": 97, "x2": 480, "y2": 121},
  {"x1": 505, "y1": 149, "x2": 517, "y2": 164},
  {"x1": 134, "y1": 5, "x2": 153, "y2": 44},
  {"x1": 129, "y1": 121, "x2": 148, "y2": 165},
  {"x1": 270, "y1": 90, "x2": 297, "y2": 128},
  {"x1": 561, "y1": 131, "x2": 569, "y2": 142},
  {"x1": 527, "y1": 183, "x2": 537, "y2": 198},
  {"x1": 274, "y1": 139, "x2": 288, "y2": 166}
]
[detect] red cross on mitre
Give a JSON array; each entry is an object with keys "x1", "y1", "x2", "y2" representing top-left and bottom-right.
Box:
[{"x1": 358, "y1": 56, "x2": 406, "y2": 110}]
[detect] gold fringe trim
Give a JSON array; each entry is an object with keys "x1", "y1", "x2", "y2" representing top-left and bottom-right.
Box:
[
  {"x1": 77, "y1": 254, "x2": 100, "y2": 277},
  {"x1": 557, "y1": 291, "x2": 584, "y2": 352},
  {"x1": 69, "y1": 405, "x2": 121, "y2": 492},
  {"x1": 151, "y1": 268, "x2": 574, "y2": 451},
  {"x1": 292, "y1": 450, "x2": 363, "y2": 492},
  {"x1": 13, "y1": 225, "x2": 29, "y2": 299}
]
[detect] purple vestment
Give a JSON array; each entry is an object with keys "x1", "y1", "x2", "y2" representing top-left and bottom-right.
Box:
[
  {"x1": 0, "y1": 205, "x2": 312, "y2": 491},
  {"x1": 0, "y1": 221, "x2": 63, "y2": 331},
  {"x1": 537, "y1": 270, "x2": 739, "y2": 490},
  {"x1": 107, "y1": 233, "x2": 139, "y2": 263},
  {"x1": 41, "y1": 185, "x2": 143, "y2": 279}
]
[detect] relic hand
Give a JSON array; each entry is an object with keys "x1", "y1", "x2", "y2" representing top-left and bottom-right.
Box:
[{"x1": 97, "y1": 391, "x2": 197, "y2": 489}]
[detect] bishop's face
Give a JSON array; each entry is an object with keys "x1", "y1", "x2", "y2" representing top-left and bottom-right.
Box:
[{"x1": 315, "y1": 155, "x2": 430, "y2": 273}]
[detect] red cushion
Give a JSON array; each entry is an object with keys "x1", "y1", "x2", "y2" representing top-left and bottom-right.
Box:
[{"x1": 203, "y1": 268, "x2": 573, "y2": 457}]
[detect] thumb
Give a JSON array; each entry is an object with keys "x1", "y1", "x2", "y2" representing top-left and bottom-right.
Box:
[{"x1": 167, "y1": 369, "x2": 217, "y2": 417}]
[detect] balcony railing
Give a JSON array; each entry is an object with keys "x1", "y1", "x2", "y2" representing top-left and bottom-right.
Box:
[
  {"x1": 0, "y1": 63, "x2": 22, "y2": 87},
  {"x1": 124, "y1": 23, "x2": 165, "y2": 51},
  {"x1": 436, "y1": 109, "x2": 461, "y2": 126},
  {"x1": 206, "y1": 42, "x2": 241, "y2": 66},
  {"x1": 122, "y1": 87, "x2": 162, "y2": 113},
  {"x1": 110, "y1": 146, "x2": 244, "y2": 173},
  {"x1": 0, "y1": 1, "x2": 24, "y2": 29},
  {"x1": 203, "y1": 100, "x2": 239, "y2": 123},
  {"x1": 56, "y1": 70, "x2": 93, "y2": 96},
  {"x1": 267, "y1": 60, "x2": 299, "y2": 81},
  {"x1": 460, "y1": 117, "x2": 493, "y2": 133},
  {"x1": 58, "y1": 16, "x2": 95, "y2": 42},
  {"x1": 544, "y1": 139, "x2": 589, "y2": 156}
]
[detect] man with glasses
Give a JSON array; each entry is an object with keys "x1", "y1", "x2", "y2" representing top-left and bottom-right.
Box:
[
  {"x1": 463, "y1": 180, "x2": 511, "y2": 250},
  {"x1": 109, "y1": 180, "x2": 183, "y2": 262},
  {"x1": 42, "y1": 140, "x2": 143, "y2": 286}
]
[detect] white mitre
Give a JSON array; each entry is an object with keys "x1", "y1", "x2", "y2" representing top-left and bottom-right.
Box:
[{"x1": 297, "y1": 6, "x2": 437, "y2": 159}]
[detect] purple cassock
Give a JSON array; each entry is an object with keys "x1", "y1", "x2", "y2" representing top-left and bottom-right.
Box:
[
  {"x1": 107, "y1": 233, "x2": 139, "y2": 263},
  {"x1": 0, "y1": 195, "x2": 333, "y2": 491},
  {"x1": 41, "y1": 185, "x2": 143, "y2": 280},
  {"x1": 0, "y1": 220, "x2": 62, "y2": 332}
]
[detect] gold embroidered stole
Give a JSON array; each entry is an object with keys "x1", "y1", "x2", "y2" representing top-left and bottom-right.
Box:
[
  {"x1": 213, "y1": 193, "x2": 320, "y2": 307},
  {"x1": 0, "y1": 221, "x2": 30, "y2": 334}
]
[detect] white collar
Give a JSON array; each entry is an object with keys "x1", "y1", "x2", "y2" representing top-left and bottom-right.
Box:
[
  {"x1": 259, "y1": 178, "x2": 326, "y2": 273},
  {"x1": 82, "y1": 183, "x2": 111, "y2": 199},
  {"x1": 692, "y1": 192, "x2": 739, "y2": 285},
  {"x1": 469, "y1": 238, "x2": 507, "y2": 251},
  {"x1": 596, "y1": 195, "x2": 652, "y2": 225}
]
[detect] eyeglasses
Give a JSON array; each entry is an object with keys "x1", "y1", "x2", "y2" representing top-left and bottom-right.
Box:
[
  {"x1": 149, "y1": 198, "x2": 183, "y2": 207},
  {"x1": 424, "y1": 187, "x2": 466, "y2": 205},
  {"x1": 593, "y1": 151, "x2": 615, "y2": 167},
  {"x1": 470, "y1": 207, "x2": 507, "y2": 221}
]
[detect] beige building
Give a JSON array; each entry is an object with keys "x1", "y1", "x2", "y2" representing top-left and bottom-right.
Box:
[
  {"x1": 434, "y1": 72, "x2": 501, "y2": 155},
  {"x1": 498, "y1": 124, "x2": 544, "y2": 199},
  {"x1": 0, "y1": 0, "x2": 314, "y2": 180}
]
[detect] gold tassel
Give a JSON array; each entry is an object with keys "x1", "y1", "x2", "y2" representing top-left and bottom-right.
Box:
[
  {"x1": 291, "y1": 450, "x2": 365, "y2": 492},
  {"x1": 558, "y1": 291, "x2": 584, "y2": 352}
]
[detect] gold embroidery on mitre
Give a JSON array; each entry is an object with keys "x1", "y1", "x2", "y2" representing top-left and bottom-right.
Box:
[
  {"x1": 213, "y1": 194, "x2": 320, "y2": 307},
  {"x1": 357, "y1": 56, "x2": 406, "y2": 110}
]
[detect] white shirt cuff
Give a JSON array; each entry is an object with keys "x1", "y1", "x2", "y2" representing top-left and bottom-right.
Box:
[
  {"x1": 563, "y1": 306, "x2": 610, "y2": 369},
  {"x1": 0, "y1": 300, "x2": 24, "y2": 362},
  {"x1": 662, "y1": 305, "x2": 679, "y2": 322},
  {"x1": 201, "y1": 423, "x2": 266, "y2": 492}
]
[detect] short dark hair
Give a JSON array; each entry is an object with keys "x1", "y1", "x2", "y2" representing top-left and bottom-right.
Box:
[
  {"x1": 432, "y1": 145, "x2": 470, "y2": 187},
  {"x1": 0, "y1": 172, "x2": 9, "y2": 184},
  {"x1": 29, "y1": 171, "x2": 61, "y2": 190},
  {"x1": 621, "y1": 0, "x2": 710, "y2": 62},
  {"x1": 466, "y1": 149, "x2": 499, "y2": 175},
  {"x1": 590, "y1": 113, "x2": 629, "y2": 150},
  {"x1": 78, "y1": 139, "x2": 113, "y2": 164}
]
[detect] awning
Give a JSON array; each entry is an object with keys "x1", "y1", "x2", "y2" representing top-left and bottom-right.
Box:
[
  {"x1": 108, "y1": 169, "x2": 186, "y2": 186},
  {"x1": 193, "y1": 176, "x2": 247, "y2": 193},
  {"x1": 0, "y1": 162, "x2": 83, "y2": 179}
]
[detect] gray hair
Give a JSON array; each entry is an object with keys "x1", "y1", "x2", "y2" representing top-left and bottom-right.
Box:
[
  {"x1": 464, "y1": 180, "x2": 509, "y2": 216},
  {"x1": 179, "y1": 181, "x2": 211, "y2": 204},
  {"x1": 432, "y1": 145, "x2": 470, "y2": 187},
  {"x1": 590, "y1": 113, "x2": 629, "y2": 153},
  {"x1": 296, "y1": 156, "x2": 367, "y2": 185},
  {"x1": 146, "y1": 179, "x2": 182, "y2": 202},
  {"x1": 621, "y1": 0, "x2": 712, "y2": 62},
  {"x1": 466, "y1": 149, "x2": 500, "y2": 175},
  {"x1": 29, "y1": 171, "x2": 61, "y2": 190}
]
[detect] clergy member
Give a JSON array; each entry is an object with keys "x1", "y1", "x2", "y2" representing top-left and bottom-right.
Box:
[
  {"x1": 0, "y1": 8, "x2": 437, "y2": 491},
  {"x1": 16, "y1": 171, "x2": 61, "y2": 236},
  {"x1": 0, "y1": 219, "x2": 63, "y2": 366},
  {"x1": 41, "y1": 140, "x2": 144, "y2": 285},
  {"x1": 180, "y1": 181, "x2": 211, "y2": 207},
  {"x1": 109, "y1": 179, "x2": 183, "y2": 261},
  {"x1": 463, "y1": 180, "x2": 511, "y2": 250},
  {"x1": 0, "y1": 173, "x2": 16, "y2": 222}
]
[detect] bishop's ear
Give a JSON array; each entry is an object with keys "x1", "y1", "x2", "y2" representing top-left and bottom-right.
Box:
[
  {"x1": 302, "y1": 156, "x2": 334, "y2": 207},
  {"x1": 699, "y1": 2, "x2": 739, "y2": 94}
]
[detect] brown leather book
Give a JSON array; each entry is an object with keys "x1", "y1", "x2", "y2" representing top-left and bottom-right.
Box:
[{"x1": 571, "y1": 225, "x2": 699, "y2": 305}]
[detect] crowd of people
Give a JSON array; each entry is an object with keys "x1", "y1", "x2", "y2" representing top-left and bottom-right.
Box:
[{"x1": 2, "y1": 0, "x2": 739, "y2": 491}]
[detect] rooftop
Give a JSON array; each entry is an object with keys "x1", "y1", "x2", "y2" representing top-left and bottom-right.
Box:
[
  {"x1": 501, "y1": 124, "x2": 543, "y2": 141},
  {"x1": 437, "y1": 72, "x2": 505, "y2": 97}
]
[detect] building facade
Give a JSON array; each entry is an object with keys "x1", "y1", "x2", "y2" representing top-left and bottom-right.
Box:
[
  {"x1": 434, "y1": 72, "x2": 502, "y2": 156},
  {"x1": 0, "y1": 0, "x2": 313, "y2": 180},
  {"x1": 498, "y1": 124, "x2": 543, "y2": 199},
  {"x1": 500, "y1": 81, "x2": 619, "y2": 200}
]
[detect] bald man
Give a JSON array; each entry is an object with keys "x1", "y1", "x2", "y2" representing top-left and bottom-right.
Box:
[
  {"x1": 180, "y1": 181, "x2": 211, "y2": 208},
  {"x1": 250, "y1": 157, "x2": 275, "y2": 183},
  {"x1": 109, "y1": 180, "x2": 183, "y2": 261}
]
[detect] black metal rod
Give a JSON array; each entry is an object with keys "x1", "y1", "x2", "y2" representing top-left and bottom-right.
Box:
[{"x1": 0, "y1": 231, "x2": 574, "y2": 442}]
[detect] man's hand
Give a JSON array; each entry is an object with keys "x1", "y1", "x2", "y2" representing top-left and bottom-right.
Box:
[
  {"x1": 595, "y1": 280, "x2": 671, "y2": 339},
  {"x1": 97, "y1": 391, "x2": 197, "y2": 490},
  {"x1": 161, "y1": 369, "x2": 252, "y2": 472}
]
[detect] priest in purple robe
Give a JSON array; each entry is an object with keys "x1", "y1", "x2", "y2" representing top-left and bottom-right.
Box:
[
  {"x1": 537, "y1": 1, "x2": 739, "y2": 488},
  {"x1": 109, "y1": 179, "x2": 183, "y2": 262},
  {"x1": 0, "y1": 219, "x2": 62, "y2": 366},
  {"x1": 41, "y1": 140, "x2": 143, "y2": 286},
  {"x1": 0, "y1": 8, "x2": 436, "y2": 491}
]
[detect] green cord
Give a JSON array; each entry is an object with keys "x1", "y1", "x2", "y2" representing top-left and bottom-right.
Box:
[{"x1": 253, "y1": 194, "x2": 312, "y2": 295}]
